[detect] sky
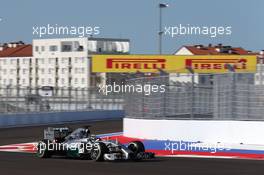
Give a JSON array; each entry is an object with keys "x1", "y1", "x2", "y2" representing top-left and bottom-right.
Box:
[{"x1": 0, "y1": 0, "x2": 263, "y2": 54}]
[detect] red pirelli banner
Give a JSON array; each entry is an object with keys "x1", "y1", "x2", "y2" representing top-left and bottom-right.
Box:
[{"x1": 92, "y1": 55, "x2": 256, "y2": 73}]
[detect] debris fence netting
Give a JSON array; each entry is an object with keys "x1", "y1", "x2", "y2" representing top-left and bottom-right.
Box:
[{"x1": 125, "y1": 73, "x2": 264, "y2": 120}]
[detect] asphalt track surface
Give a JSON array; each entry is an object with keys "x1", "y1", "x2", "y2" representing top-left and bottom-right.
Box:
[{"x1": 1, "y1": 119, "x2": 264, "y2": 175}]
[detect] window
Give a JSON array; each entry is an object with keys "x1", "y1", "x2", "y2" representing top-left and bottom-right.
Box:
[
  {"x1": 35, "y1": 46, "x2": 39, "y2": 52},
  {"x1": 61, "y1": 78, "x2": 65, "y2": 84},
  {"x1": 9, "y1": 79, "x2": 13, "y2": 85},
  {"x1": 61, "y1": 68, "x2": 67, "y2": 74},
  {"x1": 75, "y1": 57, "x2": 80, "y2": 63},
  {"x1": 11, "y1": 59, "x2": 16, "y2": 64},
  {"x1": 73, "y1": 41, "x2": 81, "y2": 51},
  {"x1": 37, "y1": 58, "x2": 42, "y2": 64},
  {"x1": 23, "y1": 59, "x2": 28, "y2": 64},
  {"x1": 22, "y1": 79, "x2": 25, "y2": 84},
  {"x1": 41, "y1": 46, "x2": 45, "y2": 52},
  {"x1": 3, "y1": 60, "x2": 6, "y2": 65},
  {"x1": 82, "y1": 78, "x2": 85, "y2": 84},
  {"x1": 48, "y1": 58, "x2": 54, "y2": 64},
  {"x1": 41, "y1": 68, "x2": 45, "y2": 74},
  {"x1": 48, "y1": 78, "x2": 52, "y2": 84},
  {"x1": 74, "y1": 78, "x2": 78, "y2": 84},
  {"x1": 62, "y1": 45, "x2": 72, "y2": 52},
  {"x1": 3, "y1": 69, "x2": 6, "y2": 75},
  {"x1": 48, "y1": 68, "x2": 53, "y2": 74},
  {"x1": 73, "y1": 67, "x2": 85, "y2": 74},
  {"x1": 49, "y1": 45, "x2": 58, "y2": 52},
  {"x1": 61, "y1": 42, "x2": 72, "y2": 52},
  {"x1": 74, "y1": 57, "x2": 84, "y2": 64},
  {"x1": 61, "y1": 58, "x2": 66, "y2": 64},
  {"x1": 41, "y1": 78, "x2": 44, "y2": 84},
  {"x1": 10, "y1": 69, "x2": 15, "y2": 74},
  {"x1": 3, "y1": 79, "x2": 6, "y2": 85},
  {"x1": 23, "y1": 69, "x2": 27, "y2": 74}
]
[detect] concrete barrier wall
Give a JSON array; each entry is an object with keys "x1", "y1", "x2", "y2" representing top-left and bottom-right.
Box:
[
  {"x1": 124, "y1": 118, "x2": 264, "y2": 145},
  {"x1": 0, "y1": 110, "x2": 124, "y2": 128}
]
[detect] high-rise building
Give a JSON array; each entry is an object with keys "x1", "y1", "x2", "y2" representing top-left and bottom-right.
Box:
[{"x1": 0, "y1": 37, "x2": 130, "y2": 90}]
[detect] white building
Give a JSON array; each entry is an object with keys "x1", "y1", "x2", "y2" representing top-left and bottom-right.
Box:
[
  {"x1": 0, "y1": 37, "x2": 130, "y2": 91},
  {"x1": 33, "y1": 38, "x2": 89, "y2": 89},
  {"x1": 0, "y1": 42, "x2": 33, "y2": 88},
  {"x1": 33, "y1": 37, "x2": 129, "y2": 89}
]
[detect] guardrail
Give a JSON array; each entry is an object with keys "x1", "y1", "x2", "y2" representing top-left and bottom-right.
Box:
[{"x1": 0, "y1": 110, "x2": 124, "y2": 128}]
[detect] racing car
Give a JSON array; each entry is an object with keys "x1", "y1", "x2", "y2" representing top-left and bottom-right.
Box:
[{"x1": 36, "y1": 126, "x2": 155, "y2": 161}]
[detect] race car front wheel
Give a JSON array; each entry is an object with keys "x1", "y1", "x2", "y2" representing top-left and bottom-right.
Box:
[
  {"x1": 128, "y1": 141, "x2": 146, "y2": 161},
  {"x1": 36, "y1": 140, "x2": 52, "y2": 158},
  {"x1": 90, "y1": 142, "x2": 108, "y2": 161},
  {"x1": 128, "y1": 141, "x2": 145, "y2": 154}
]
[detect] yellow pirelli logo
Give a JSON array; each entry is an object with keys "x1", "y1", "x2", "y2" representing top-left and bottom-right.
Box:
[{"x1": 92, "y1": 55, "x2": 256, "y2": 73}]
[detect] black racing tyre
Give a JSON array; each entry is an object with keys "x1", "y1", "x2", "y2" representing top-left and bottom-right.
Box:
[
  {"x1": 90, "y1": 142, "x2": 108, "y2": 161},
  {"x1": 36, "y1": 140, "x2": 52, "y2": 158},
  {"x1": 128, "y1": 141, "x2": 145, "y2": 154}
]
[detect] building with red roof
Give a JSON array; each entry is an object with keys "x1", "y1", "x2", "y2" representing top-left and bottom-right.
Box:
[
  {"x1": 0, "y1": 42, "x2": 32, "y2": 57},
  {"x1": 173, "y1": 44, "x2": 262, "y2": 85},
  {"x1": 0, "y1": 42, "x2": 34, "y2": 88},
  {"x1": 174, "y1": 44, "x2": 255, "y2": 55}
]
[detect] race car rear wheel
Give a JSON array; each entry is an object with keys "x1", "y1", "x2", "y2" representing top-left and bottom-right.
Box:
[
  {"x1": 90, "y1": 142, "x2": 108, "y2": 161},
  {"x1": 128, "y1": 141, "x2": 145, "y2": 154},
  {"x1": 36, "y1": 140, "x2": 52, "y2": 158}
]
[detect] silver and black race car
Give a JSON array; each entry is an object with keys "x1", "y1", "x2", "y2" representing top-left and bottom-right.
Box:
[{"x1": 36, "y1": 126, "x2": 154, "y2": 161}]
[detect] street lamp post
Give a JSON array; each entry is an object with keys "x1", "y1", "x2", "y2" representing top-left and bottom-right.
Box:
[
  {"x1": 159, "y1": 3, "x2": 169, "y2": 55},
  {"x1": 186, "y1": 66, "x2": 195, "y2": 119}
]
